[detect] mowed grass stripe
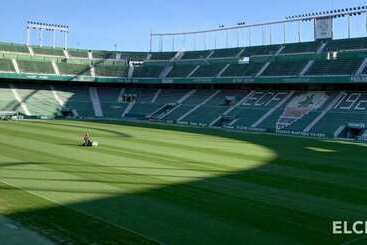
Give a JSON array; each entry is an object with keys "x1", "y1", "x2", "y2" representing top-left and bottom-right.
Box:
[
  {"x1": 5, "y1": 121, "x2": 365, "y2": 175},
  {"x1": 1, "y1": 121, "x2": 271, "y2": 169},
  {"x1": 0, "y1": 122, "x2": 268, "y2": 177}
]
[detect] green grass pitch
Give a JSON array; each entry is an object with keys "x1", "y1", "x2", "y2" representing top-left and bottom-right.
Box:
[{"x1": 0, "y1": 120, "x2": 367, "y2": 244}]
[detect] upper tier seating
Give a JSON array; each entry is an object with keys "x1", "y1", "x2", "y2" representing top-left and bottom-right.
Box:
[
  {"x1": 262, "y1": 60, "x2": 307, "y2": 76},
  {"x1": 221, "y1": 63, "x2": 264, "y2": 77},
  {"x1": 191, "y1": 63, "x2": 225, "y2": 77},
  {"x1": 133, "y1": 65, "x2": 163, "y2": 77},
  {"x1": 150, "y1": 52, "x2": 177, "y2": 60},
  {"x1": 94, "y1": 64, "x2": 128, "y2": 77},
  {"x1": 92, "y1": 51, "x2": 116, "y2": 59},
  {"x1": 281, "y1": 41, "x2": 320, "y2": 54},
  {"x1": 167, "y1": 64, "x2": 197, "y2": 77},
  {"x1": 121, "y1": 52, "x2": 148, "y2": 61},
  {"x1": 32, "y1": 47, "x2": 65, "y2": 56},
  {"x1": 18, "y1": 60, "x2": 54, "y2": 74},
  {"x1": 241, "y1": 45, "x2": 281, "y2": 57},
  {"x1": 0, "y1": 43, "x2": 29, "y2": 53},
  {"x1": 0, "y1": 59, "x2": 15, "y2": 72},
  {"x1": 210, "y1": 48, "x2": 243, "y2": 58},
  {"x1": 181, "y1": 50, "x2": 211, "y2": 59},
  {"x1": 58, "y1": 63, "x2": 91, "y2": 76},
  {"x1": 324, "y1": 37, "x2": 367, "y2": 52},
  {"x1": 306, "y1": 56, "x2": 363, "y2": 75},
  {"x1": 68, "y1": 49, "x2": 89, "y2": 58}
]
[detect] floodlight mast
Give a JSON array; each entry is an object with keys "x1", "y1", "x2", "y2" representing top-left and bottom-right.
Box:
[
  {"x1": 149, "y1": 5, "x2": 367, "y2": 52},
  {"x1": 26, "y1": 21, "x2": 70, "y2": 49}
]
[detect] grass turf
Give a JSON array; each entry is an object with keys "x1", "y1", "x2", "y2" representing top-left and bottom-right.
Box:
[{"x1": 0, "y1": 120, "x2": 367, "y2": 244}]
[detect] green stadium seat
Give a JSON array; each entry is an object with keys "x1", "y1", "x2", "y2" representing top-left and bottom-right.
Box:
[
  {"x1": 262, "y1": 60, "x2": 307, "y2": 76},
  {"x1": 32, "y1": 46, "x2": 65, "y2": 56},
  {"x1": 94, "y1": 64, "x2": 129, "y2": 77},
  {"x1": 191, "y1": 63, "x2": 225, "y2": 77},
  {"x1": 0, "y1": 59, "x2": 15, "y2": 72},
  {"x1": 306, "y1": 56, "x2": 363, "y2": 76},
  {"x1": 0, "y1": 43, "x2": 29, "y2": 53},
  {"x1": 281, "y1": 41, "x2": 320, "y2": 54},
  {"x1": 167, "y1": 64, "x2": 197, "y2": 77},
  {"x1": 57, "y1": 63, "x2": 91, "y2": 76},
  {"x1": 181, "y1": 50, "x2": 211, "y2": 59},
  {"x1": 133, "y1": 65, "x2": 163, "y2": 77},
  {"x1": 68, "y1": 49, "x2": 89, "y2": 58},
  {"x1": 17, "y1": 60, "x2": 54, "y2": 74},
  {"x1": 149, "y1": 52, "x2": 177, "y2": 60},
  {"x1": 241, "y1": 45, "x2": 281, "y2": 56},
  {"x1": 210, "y1": 48, "x2": 242, "y2": 58},
  {"x1": 221, "y1": 63, "x2": 264, "y2": 77},
  {"x1": 324, "y1": 37, "x2": 367, "y2": 52}
]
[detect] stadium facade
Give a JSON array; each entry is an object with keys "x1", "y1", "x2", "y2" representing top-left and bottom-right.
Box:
[{"x1": 1, "y1": 9, "x2": 367, "y2": 141}]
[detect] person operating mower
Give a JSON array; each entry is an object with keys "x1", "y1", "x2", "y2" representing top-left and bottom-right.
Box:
[{"x1": 82, "y1": 131, "x2": 96, "y2": 147}]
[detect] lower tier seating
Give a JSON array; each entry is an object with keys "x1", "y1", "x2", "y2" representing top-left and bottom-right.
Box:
[{"x1": 1, "y1": 84, "x2": 366, "y2": 140}]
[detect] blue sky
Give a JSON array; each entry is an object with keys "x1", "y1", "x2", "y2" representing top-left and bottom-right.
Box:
[{"x1": 1, "y1": 0, "x2": 367, "y2": 51}]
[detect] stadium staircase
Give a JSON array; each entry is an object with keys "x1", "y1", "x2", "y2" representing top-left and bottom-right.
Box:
[{"x1": 89, "y1": 87, "x2": 103, "y2": 117}]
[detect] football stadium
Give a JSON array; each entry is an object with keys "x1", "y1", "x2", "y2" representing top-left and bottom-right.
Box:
[{"x1": 1, "y1": 1, "x2": 367, "y2": 244}]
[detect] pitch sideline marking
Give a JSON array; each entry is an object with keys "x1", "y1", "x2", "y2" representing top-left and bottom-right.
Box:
[{"x1": 0, "y1": 178, "x2": 163, "y2": 245}]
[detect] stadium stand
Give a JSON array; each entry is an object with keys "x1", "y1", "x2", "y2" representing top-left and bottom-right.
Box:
[
  {"x1": 56, "y1": 86, "x2": 95, "y2": 118},
  {"x1": 223, "y1": 91, "x2": 289, "y2": 128},
  {"x1": 221, "y1": 63, "x2": 264, "y2": 77},
  {"x1": 306, "y1": 55, "x2": 363, "y2": 75},
  {"x1": 98, "y1": 88, "x2": 127, "y2": 118},
  {"x1": 0, "y1": 36, "x2": 366, "y2": 140},
  {"x1": 191, "y1": 63, "x2": 225, "y2": 77},
  {"x1": 210, "y1": 48, "x2": 243, "y2": 58},
  {"x1": 310, "y1": 92, "x2": 367, "y2": 137},
  {"x1": 32, "y1": 46, "x2": 65, "y2": 56},
  {"x1": 0, "y1": 58, "x2": 15, "y2": 72},
  {"x1": 150, "y1": 52, "x2": 177, "y2": 60},
  {"x1": 281, "y1": 41, "x2": 321, "y2": 54},
  {"x1": 181, "y1": 50, "x2": 211, "y2": 59},
  {"x1": 0, "y1": 84, "x2": 19, "y2": 111},
  {"x1": 0, "y1": 42, "x2": 29, "y2": 53},
  {"x1": 167, "y1": 64, "x2": 197, "y2": 77},
  {"x1": 241, "y1": 45, "x2": 281, "y2": 56},
  {"x1": 92, "y1": 51, "x2": 117, "y2": 59},
  {"x1": 125, "y1": 88, "x2": 162, "y2": 119},
  {"x1": 68, "y1": 49, "x2": 89, "y2": 58},
  {"x1": 120, "y1": 52, "x2": 148, "y2": 61},
  {"x1": 14, "y1": 84, "x2": 61, "y2": 117},
  {"x1": 132, "y1": 65, "x2": 164, "y2": 77},
  {"x1": 94, "y1": 64, "x2": 128, "y2": 77},
  {"x1": 324, "y1": 37, "x2": 367, "y2": 52},
  {"x1": 262, "y1": 60, "x2": 308, "y2": 76},
  {"x1": 17, "y1": 60, "x2": 55, "y2": 74},
  {"x1": 58, "y1": 63, "x2": 91, "y2": 76}
]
